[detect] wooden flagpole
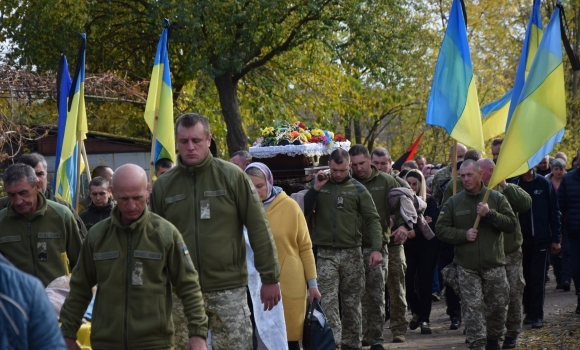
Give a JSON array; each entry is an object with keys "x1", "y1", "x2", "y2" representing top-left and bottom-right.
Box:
[
  {"x1": 75, "y1": 132, "x2": 83, "y2": 210},
  {"x1": 473, "y1": 188, "x2": 491, "y2": 229},
  {"x1": 452, "y1": 140, "x2": 458, "y2": 195},
  {"x1": 81, "y1": 141, "x2": 91, "y2": 183},
  {"x1": 148, "y1": 111, "x2": 159, "y2": 185}
]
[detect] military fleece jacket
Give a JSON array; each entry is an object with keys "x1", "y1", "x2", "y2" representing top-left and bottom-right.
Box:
[
  {"x1": 354, "y1": 166, "x2": 404, "y2": 247},
  {"x1": 436, "y1": 183, "x2": 517, "y2": 270},
  {"x1": 60, "y1": 207, "x2": 208, "y2": 349},
  {"x1": 0, "y1": 192, "x2": 82, "y2": 287},
  {"x1": 151, "y1": 153, "x2": 280, "y2": 292},
  {"x1": 442, "y1": 180, "x2": 531, "y2": 254},
  {"x1": 304, "y1": 175, "x2": 383, "y2": 251}
]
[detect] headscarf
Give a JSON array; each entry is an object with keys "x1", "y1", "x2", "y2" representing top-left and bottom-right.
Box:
[{"x1": 245, "y1": 162, "x2": 282, "y2": 206}]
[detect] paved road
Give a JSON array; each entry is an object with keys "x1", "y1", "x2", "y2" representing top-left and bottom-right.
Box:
[{"x1": 372, "y1": 269, "x2": 578, "y2": 349}]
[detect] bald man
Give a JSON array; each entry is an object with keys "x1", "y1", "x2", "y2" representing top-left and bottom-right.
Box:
[{"x1": 60, "y1": 164, "x2": 208, "y2": 350}]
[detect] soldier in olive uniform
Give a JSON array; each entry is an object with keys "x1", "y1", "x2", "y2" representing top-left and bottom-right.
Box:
[{"x1": 436, "y1": 160, "x2": 517, "y2": 350}]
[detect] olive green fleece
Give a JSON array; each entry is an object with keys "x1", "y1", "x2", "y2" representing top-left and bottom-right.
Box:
[
  {"x1": 151, "y1": 153, "x2": 280, "y2": 292},
  {"x1": 441, "y1": 180, "x2": 531, "y2": 255},
  {"x1": 498, "y1": 184, "x2": 531, "y2": 254},
  {"x1": 59, "y1": 207, "x2": 208, "y2": 349},
  {"x1": 354, "y1": 166, "x2": 404, "y2": 247},
  {"x1": 305, "y1": 175, "x2": 383, "y2": 251},
  {"x1": 0, "y1": 190, "x2": 88, "y2": 238},
  {"x1": 436, "y1": 183, "x2": 517, "y2": 270},
  {"x1": 0, "y1": 192, "x2": 82, "y2": 287}
]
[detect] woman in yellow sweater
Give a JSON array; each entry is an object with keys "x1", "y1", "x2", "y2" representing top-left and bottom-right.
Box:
[{"x1": 245, "y1": 162, "x2": 321, "y2": 350}]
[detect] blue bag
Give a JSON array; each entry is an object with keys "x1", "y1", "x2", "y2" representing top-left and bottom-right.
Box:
[{"x1": 302, "y1": 298, "x2": 334, "y2": 350}]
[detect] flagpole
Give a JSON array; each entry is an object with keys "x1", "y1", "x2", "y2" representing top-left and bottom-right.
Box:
[
  {"x1": 452, "y1": 140, "x2": 458, "y2": 195},
  {"x1": 473, "y1": 188, "x2": 491, "y2": 229},
  {"x1": 148, "y1": 111, "x2": 159, "y2": 185},
  {"x1": 81, "y1": 141, "x2": 91, "y2": 183},
  {"x1": 75, "y1": 132, "x2": 83, "y2": 210}
]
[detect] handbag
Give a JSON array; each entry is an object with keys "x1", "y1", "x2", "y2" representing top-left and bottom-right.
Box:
[{"x1": 302, "y1": 298, "x2": 335, "y2": 350}]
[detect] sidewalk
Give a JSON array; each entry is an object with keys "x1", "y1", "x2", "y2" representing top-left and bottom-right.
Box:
[{"x1": 374, "y1": 271, "x2": 579, "y2": 349}]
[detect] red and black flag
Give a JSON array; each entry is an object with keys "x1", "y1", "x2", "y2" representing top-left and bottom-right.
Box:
[{"x1": 392, "y1": 132, "x2": 424, "y2": 171}]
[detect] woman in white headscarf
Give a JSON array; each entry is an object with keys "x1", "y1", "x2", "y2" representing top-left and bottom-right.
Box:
[{"x1": 245, "y1": 162, "x2": 321, "y2": 350}]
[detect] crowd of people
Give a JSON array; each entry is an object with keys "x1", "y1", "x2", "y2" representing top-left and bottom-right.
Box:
[{"x1": 1, "y1": 112, "x2": 579, "y2": 350}]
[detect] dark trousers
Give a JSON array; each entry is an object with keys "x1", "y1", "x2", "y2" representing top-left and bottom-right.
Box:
[
  {"x1": 522, "y1": 242, "x2": 551, "y2": 319},
  {"x1": 551, "y1": 228, "x2": 571, "y2": 284},
  {"x1": 404, "y1": 239, "x2": 439, "y2": 323},
  {"x1": 569, "y1": 237, "x2": 580, "y2": 295},
  {"x1": 439, "y1": 241, "x2": 461, "y2": 320}
]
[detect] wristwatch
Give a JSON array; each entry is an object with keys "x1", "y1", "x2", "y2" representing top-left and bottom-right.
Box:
[{"x1": 485, "y1": 209, "x2": 495, "y2": 220}]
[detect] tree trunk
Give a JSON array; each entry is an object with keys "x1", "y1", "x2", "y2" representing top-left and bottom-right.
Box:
[
  {"x1": 354, "y1": 119, "x2": 362, "y2": 145},
  {"x1": 213, "y1": 74, "x2": 248, "y2": 156},
  {"x1": 343, "y1": 115, "x2": 352, "y2": 141}
]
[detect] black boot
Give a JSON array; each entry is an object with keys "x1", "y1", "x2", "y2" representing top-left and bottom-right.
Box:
[
  {"x1": 502, "y1": 336, "x2": 517, "y2": 349},
  {"x1": 486, "y1": 338, "x2": 500, "y2": 350}
]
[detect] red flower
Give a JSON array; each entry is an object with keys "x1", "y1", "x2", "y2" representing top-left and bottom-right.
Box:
[
  {"x1": 335, "y1": 134, "x2": 346, "y2": 142},
  {"x1": 310, "y1": 136, "x2": 319, "y2": 143}
]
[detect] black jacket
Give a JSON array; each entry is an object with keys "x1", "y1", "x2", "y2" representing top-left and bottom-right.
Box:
[
  {"x1": 558, "y1": 168, "x2": 580, "y2": 238},
  {"x1": 511, "y1": 172, "x2": 561, "y2": 245},
  {"x1": 79, "y1": 200, "x2": 113, "y2": 231}
]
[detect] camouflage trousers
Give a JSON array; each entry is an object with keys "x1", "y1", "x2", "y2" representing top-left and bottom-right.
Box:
[
  {"x1": 505, "y1": 249, "x2": 525, "y2": 338},
  {"x1": 317, "y1": 246, "x2": 365, "y2": 348},
  {"x1": 386, "y1": 244, "x2": 408, "y2": 337},
  {"x1": 362, "y1": 246, "x2": 388, "y2": 346},
  {"x1": 172, "y1": 287, "x2": 252, "y2": 350},
  {"x1": 457, "y1": 265, "x2": 509, "y2": 350}
]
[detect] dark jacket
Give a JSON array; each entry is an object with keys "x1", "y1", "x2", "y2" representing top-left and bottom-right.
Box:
[
  {"x1": 511, "y1": 172, "x2": 561, "y2": 245},
  {"x1": 79, "y1": 199, "x2": 114, "y2": 231},
  {"x1": 558, "y1": 168, "x2": 580, "y2": 238},
  {"x1": 0, "y1": 254, "x2": 67, "y2": 350}
]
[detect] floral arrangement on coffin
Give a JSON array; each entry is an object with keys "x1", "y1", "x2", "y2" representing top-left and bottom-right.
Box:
[{"x1": 253, "y1": 121, "x2": 348, "y2": 147}]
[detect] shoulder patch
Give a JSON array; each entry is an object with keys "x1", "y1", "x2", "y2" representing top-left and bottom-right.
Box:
[{"x1": 439, "y1": 207, "x2": 446, "y2": 216}]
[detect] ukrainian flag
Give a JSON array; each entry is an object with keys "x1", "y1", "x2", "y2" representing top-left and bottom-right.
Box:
[
  {"x1": 481, "y1": 0, "x2": 542, "y2": 141},
  {"x1": 481, "y1": 89, "x2": 512, "y2": 140},
  {"x1": 490, "y1": 7, "x2": 566, "y2": 188},
  {"x1": 54, "y1": 34, "x2": 88, "y2": 207},
  {"x1": 144, "y1": 21, "x2": 175, "y2": 164},
  {"x1": 426, "y1": 0, "x2": 484, "y2": 151}
]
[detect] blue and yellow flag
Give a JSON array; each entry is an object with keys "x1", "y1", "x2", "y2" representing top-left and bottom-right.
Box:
[
  {"x1": 506, "y1": 0, "x2": 543, "y2": 129},
  {"x1": 490, "y1": 7, "x2": 566, "y2": 187},
  {"x1": 481, "y1": 0, "x2": 542, "y2": 141},
  {"x1": 144, "y1": 21, "x2": 175, "y2": 164},
  {"x1": 426, "y1": 0, "x2": 484, "y2": 151},
  {"x1": 481, "y1": 89, "x2": 512, "y2": 140},
  {"x1": 54, "y1": 34, "x2": 88, "y2": 207}
]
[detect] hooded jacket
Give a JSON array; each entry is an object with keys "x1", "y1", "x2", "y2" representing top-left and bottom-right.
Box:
[
  {"x1": 151, "y1": 153, "x2": 280, "y2": 292},
  {"x1": 0, "y1": 192, "x2": 83, "y2": 286},
  {"x1": 436, "y1": 183, "x2": 517, "y2": 270}
]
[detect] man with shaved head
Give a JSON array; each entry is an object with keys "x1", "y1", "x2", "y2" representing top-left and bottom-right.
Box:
[
  {"x1": 436, "y1": 160, "x2": 517, "y2": 350},
  {"x1": 60, "y1": 164, "x2": 208, "y2": 350}
]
